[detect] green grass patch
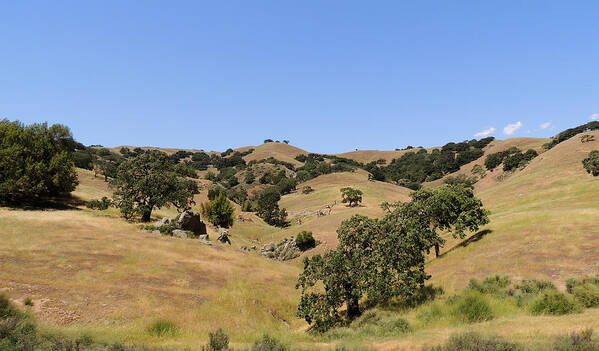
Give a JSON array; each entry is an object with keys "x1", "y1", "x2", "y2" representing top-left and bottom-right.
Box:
[{"x1": 146, "y1": 319, "x2": 180, "y2": 338}]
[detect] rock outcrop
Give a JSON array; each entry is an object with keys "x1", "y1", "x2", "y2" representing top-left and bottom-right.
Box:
[
  {"x1": 260, "y1": 238, "x2": 300, "y2": 261},
  {"x1": 177, "y1": 211, "x2": 207, "y2": 235}
]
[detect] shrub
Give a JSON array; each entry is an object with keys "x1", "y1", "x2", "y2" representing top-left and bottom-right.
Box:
[
  {"x1": 515, "y1": 279, "x2": 556, "y2": 294},
  {"x1": 0, "y1": 294, "x2": 39, "y2": 349},
  {"x1": 208, "y1": 328, "x2": 229, "y2": 351},
  {"x1": 251, "y1": 334, "x2": 288, "y2": 351},
  {"x1": 201, "y1": 193, "x2": 235, "y2": 228},
  {"x1": 301, "y1": 186, "x2": 314, "y2": 194},
  {"x1": 146, "y1": 319, "x2": 179, "y2": 337},
  {"x1": 468, "y1": 275, "x2": 511, "y2": 295},
  {"x1": 582, "y1": 150, "x2": 599, "y2": 176},
  {"x1": 295, "y1": 231, "x2": 316, "y2": 251},
  {"x1": 530, "y1": 292, "x2": 581, "y2": 315},
  {"x1": 553, "y1": 329, "x2": 598, "y2": 351},
  {"x1": 417, "y1": 302, "x2": 445, "y2": 324},
  {"x1": 23, "y1": 297, "x2": 33, "y2": 307},
  {"x1": 571, "y1": 283, "x2": 599, "y2": 308},
  {"x1": 452, "y1": 292, "x2": 494, "y2": 323},
  {"x1": 424, "y1": 332, "x2": 522, "y2": 351},
  {"x1": 86, "y1": 196, "x2": 112, "y2": 210}
]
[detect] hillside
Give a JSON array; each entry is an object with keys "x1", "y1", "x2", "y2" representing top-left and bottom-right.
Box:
[
  {"x1": 238, "y1": 142, "x2": 307, "y2": 167},
  {"x1": 427, "y1": 130, "x2": 599, "y2": 291},
  {"x1": 424, "y1": 137, "x2": 549, "y2": 190},
  {"x1": 2, "y1": 131, "x2": 599, "y2": 349}
]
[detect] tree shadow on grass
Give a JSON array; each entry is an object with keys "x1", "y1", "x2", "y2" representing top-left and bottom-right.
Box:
[
  {"x1": 439, "y1": 229, "x2": 494, "y2": 258},
  {"x1": 1, "y1": 195, "x2": 85, "y2": 211}
]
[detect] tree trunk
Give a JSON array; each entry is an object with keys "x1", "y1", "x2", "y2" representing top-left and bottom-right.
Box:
[
  {"x1": 434, "y1": 243, "x2": 440, "y2": 258},
  {"x1": 346, "y1": 296, "x2": 361, "y2": 319},
  {"x1": 141, "y1": 205, "x2": 153, "y2": 222}
]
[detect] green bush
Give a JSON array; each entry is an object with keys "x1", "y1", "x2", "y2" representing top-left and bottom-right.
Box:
[
  {"x1": 86, "y1": 196, "x2": 112, "y2": 210},
  {"x1": 146, "y1": 319, "x2": 179, "y2": 337},
  {"x1": 0, "y1": 119, "x2": 79, "y2": 204},
  {"x1": 201, "y1": 193, "x2": 235, "y2": 228},
  {"x1": 251, "y1": 334, "x2": 288, "y2": 351},
  {"x1": 424, "y1": 332, "x2": 522, "y2": 351},
  {"x1": 23, "y1": 297, "x2": 33, "y2": 307},
  {"x1": 0, "y1": 293, "x2": 39, "y2": 349},
  {"x1": 515, "y1": 279, "x2": 556, "y2": 294},
  {"x1": 582, "y1": 150, "x2": 599, "y2": 176},
  {"x1": 530, "y1": 292, "x2": 581, "y2": 315},
  {"x1": 468, "y1": 275, "x2": 511, "y2": 295},
  {"x1": 452, "y1": 292, "x2": 495, "y2": 323},
  {"x1": 571, "y1": 283, "x2": 599, "y2": 308},
  {"x1": 208, "y1": 328, "x2": 229, "y2": 351},
  {"x1": 301, "y1": 186, "x2": 314, "y2": 194},
  {"x1": 295, "y1": 231, "x2": 316, "y2": 251}
]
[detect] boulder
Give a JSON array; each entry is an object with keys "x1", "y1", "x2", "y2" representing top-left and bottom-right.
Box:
[
  {"x1": 198, "y1": 234, "x2": 209, "y2": 241},
  {"x1": 177, "y1": 211, "x2": 207, "y2": 235},
  {"x1": 154, "y1": 217, "x2": 171, "y2": 227},
  {"x1": 151, "y1": 230, "x2": 161, "y2": 235},
  {"x1": 260, "y1": 238, "x2": 300, "y2": 261},
  {"x1": 218, "y1": 228, "x2": 231, "y2": 245},
  {"x1": 172, "y1": 229, "x2": 188, "y2": 239}
]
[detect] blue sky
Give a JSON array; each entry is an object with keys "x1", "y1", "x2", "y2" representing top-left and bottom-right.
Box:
[{"x1": 2, "y1": 1, "x2": 598, "y2": 153}]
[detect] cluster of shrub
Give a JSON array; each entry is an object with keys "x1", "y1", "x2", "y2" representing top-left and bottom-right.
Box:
[
  {"x1": 0, "y1": 292, "x2": 292, "y2": 350},
  {"x1": 484, "y1": 147, "x2": 538, "y2": 172},
  {"x1": 426, "y1": 329, "x2": 598, "y2": 351},
  {"x1": 366, "y1": 137, "x2": 495, "y2": 189},
  {"x1": 544, "y1": 121, "x2": 599, "y2": 150},
  {"x1": 294, "y1": 153, "x2": 363, "y2": 182}
]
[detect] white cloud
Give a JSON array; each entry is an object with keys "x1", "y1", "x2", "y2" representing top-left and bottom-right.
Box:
[
  {"x1": 503, "y1": 121, "x2": 523, "y2": 135},
  {"x1": 539, "y1": 121, "x2": 552, "y2": 130},
  {"x1": 590, "y1": 113, "x2": 599, "y2": 121},
  {"x1": 474, "y1": 127, "x2": 496, "y2": 137}
]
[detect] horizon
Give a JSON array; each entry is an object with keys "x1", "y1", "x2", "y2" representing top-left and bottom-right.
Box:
[{"x1": 2, "y1": 1, "x2": 599, "y2": 153}]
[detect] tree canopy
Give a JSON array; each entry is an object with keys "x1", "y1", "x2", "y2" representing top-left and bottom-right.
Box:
[
  {"x1": 340, "y1": 187, "x2": 363, "y2": 207},
  {"x1": 111, "y1": 151, "x2": 198, "y2": 221},
  {"x1": 0, "y1": 119, "x2": 79, "y2": 203},
  {"x1": 296, "y1": 213, "x2": 434, "y2": 332}
]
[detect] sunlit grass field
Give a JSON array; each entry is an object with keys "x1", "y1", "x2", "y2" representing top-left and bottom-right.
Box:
[{"x1": 1, "y1": 131, "x2": 599, "y2": 349}]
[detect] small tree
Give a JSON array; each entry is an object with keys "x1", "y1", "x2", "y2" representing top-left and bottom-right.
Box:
[
  {"x1": 297, "y1": 214, "x2": 433, "y2": 331},
  {"x1": 410, "y1": 184, "x2": 490, "y2": 257},
  {"x1": 111, "y1": 151, "x2": 198, "y2": 222},
  {"x1": 255, "y1": 187, "x2": 289, "y2": 227},
  {"x1": 583, "y1": 150, "x2": 599, "y2": 176},
  {"x1": 296, "y1": 231, "x2": 316, "y2": 251},
  {"x1": 340, "y1": 187, "x2": 363, "y2": 207},
  {"x1": 201, "y1": 193, "x2": 235, "y2": 228}
]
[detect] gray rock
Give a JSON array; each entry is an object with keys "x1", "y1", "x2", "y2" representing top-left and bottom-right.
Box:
[
  {"x1": 154, "y1": 217, "x2": 171, "y2": 227},
  {"x1": 172, "y1": 229, "x2": 188, "y2": 239},
  {"x1": 151, "y1": 230, "x2": 161, "y2": 235},
  {"x1": 218, "y1": 228, "x2": 231, "y2": 245},
  {"x1": 198, "y1": 234, "x2": 209, "y2": 241},
  {"x1": 177, "y1": 211, "x2": 207, "y2": 235},
  {"x1": 260, "y1": 238, "x2": 300, "y2": 261}
]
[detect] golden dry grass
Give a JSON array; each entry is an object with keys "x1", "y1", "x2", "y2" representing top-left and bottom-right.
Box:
[
  {"x1": 2, "y1": 133, "x2": 599, "y2": 349},
  {"x1": 238, "y1": 142, "x2": 307, "y2": 167}
]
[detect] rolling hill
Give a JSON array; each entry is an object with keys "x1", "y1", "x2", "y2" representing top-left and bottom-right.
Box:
[{"x1": 1, "y1": 130, "x2": 599, "y2": 349}]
